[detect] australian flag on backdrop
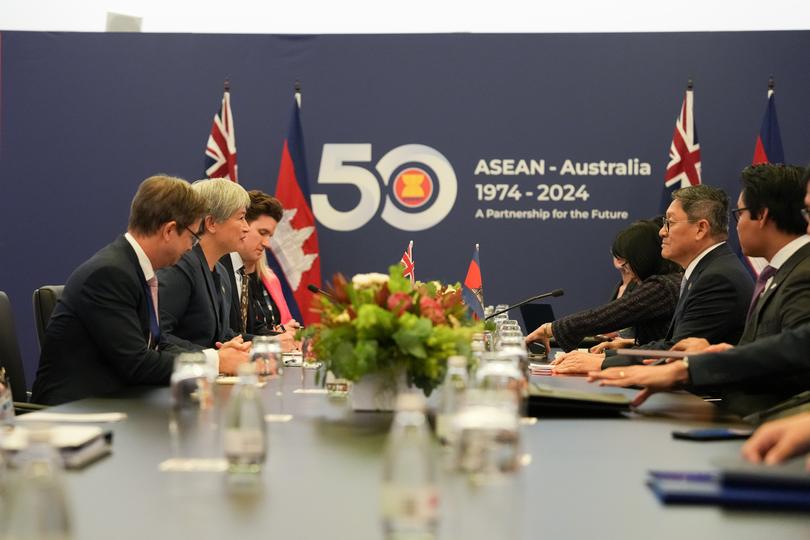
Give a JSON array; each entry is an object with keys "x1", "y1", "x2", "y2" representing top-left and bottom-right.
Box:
[
  {"x1": 204, "y1": 86, "x2": 238, "y2": 182},
  {"x1": 462, "y1": 244, "x2": 485, "y2": 319},
  {"x1": 660, "y1": 85, "x2": 702, "y2": 213},
  {"x1": 267, "y1": 92, "x2": 322, "y2": 325}
]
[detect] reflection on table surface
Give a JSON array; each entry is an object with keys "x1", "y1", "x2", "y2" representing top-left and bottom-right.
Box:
[{"x1": 29, "y1": 368, "x2": 810, "y2": 540}]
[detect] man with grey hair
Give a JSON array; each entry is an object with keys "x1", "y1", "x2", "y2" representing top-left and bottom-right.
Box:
[
  {"x1": 158, "y1": 178, "x2": 252, "y2": 374},
  {"x1": 554, "y1": 184, "x2": 754, "y2": 373}
]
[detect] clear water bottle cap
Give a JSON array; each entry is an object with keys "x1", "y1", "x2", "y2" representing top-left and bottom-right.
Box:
[
  {"x1": 395, "y1": 392, "x2": 426, "y2": 412},
  {"x1": 448, "y1": 356, "x2": 467, "y2": 368}
]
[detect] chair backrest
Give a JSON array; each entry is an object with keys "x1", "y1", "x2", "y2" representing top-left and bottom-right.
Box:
[
  {"x1": 33, "y1": 285, "x2": 64, "y2": 349},
  {"x1": 0, "y1": 291, "x2": 28, "y2": 402}
]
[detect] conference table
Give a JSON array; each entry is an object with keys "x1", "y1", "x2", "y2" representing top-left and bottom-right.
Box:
[{"x1": 22, "y1": 367, "x2": 810, "y2": 539}]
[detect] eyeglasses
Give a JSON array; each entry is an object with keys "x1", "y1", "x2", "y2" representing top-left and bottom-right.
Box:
[
  {"x1": 802, "y1": 208, "x2": 810, "y2": 224},
  {"x1": 661, "y1": 217, "x2": 696, "y2": 232},
  {"x1": 185, "y1": 227, "x2": 202, "y2": 247},
  {"x1": 730, "y1": 207, "x2": 750, "y2": 223}
]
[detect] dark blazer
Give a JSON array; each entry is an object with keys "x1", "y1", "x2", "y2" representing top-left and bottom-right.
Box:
[
  {"x1": 31, "y1": 235, "x2": 180, "y2": 405},
  {"x1": 552, "y1": 273, "x2": 681, "y2": 351},
  {"x1": 687, "y1": 322, "x2": 810, "y2": 416},
  {"x1": 689, "y1": 324, "x2": 810, "y2": 389},
  {"x1": 158, "y1": 244, "x2": 238, "y2": 350},
  {"x1": 738, "y1": 241, "x2": 810, "y2": 345},
  {"x1": 690, "y1": 241, "x2": 810, "y2": 415},
  {"x1": 603, "y1": 242, "x2": 753, "y2": 368},
  {"x1": 218, "y1": 254, "x2": 279, "y2": 336}
]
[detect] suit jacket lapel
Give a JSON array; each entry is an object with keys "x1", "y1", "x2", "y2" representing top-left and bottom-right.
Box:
[
  {"x1": 666, "y1": 279, "x2": 691, "y2": 338},
  {"x1": 193, "y1": 245, "x2": 222, "y2": 329},
  {"x1": 219, "y1": 255, "x2": 241, "y2": 326},
  {"x1": 665, "y1": 244, "x2": 728, "y2": 338},
  {"x1": 116, "y1": 235, "x2": 152, "y2": 342},
  {"x1": 750, "y1": 242, "x2": 810, "y2": 327}
]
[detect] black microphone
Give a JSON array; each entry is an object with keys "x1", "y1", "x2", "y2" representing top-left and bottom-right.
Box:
[
  {"x1": 307, "y1": 283, "x2": 336, "y2": 300},
  {"x1": 484, "y1": 289, "x2": 564, "y2": 320}
]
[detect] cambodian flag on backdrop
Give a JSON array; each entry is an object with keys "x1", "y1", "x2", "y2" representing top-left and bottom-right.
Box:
[
  {"x1": 660, "y1": 85, "x2": 701, "y2": 213},
  {"x1": 752, "y1": 88, "x2": 784, "y2": 166},
  {"x1": 204, "y1": 85, "x2": 238, "y2": 182},
  {"x1": 462, "y1": 244, "x2": 484, "y2": 319},
  {"x1": 745, "y1": 85, "x2": 785, "y2": 277},
  {"x1": 267, "y1": 92, "x2": 322, "y2": 325}
]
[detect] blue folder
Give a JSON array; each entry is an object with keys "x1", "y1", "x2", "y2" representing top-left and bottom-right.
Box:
[{"x1": 647, "y1": 460, "x2": 810, "y2": 511}]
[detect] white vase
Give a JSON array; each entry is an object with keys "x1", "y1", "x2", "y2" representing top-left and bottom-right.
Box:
[{"x1": 350, "y1": 371, "x2": 406, "y2": 412}]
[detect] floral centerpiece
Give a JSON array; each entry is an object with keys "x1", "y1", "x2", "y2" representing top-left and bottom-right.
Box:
[{"x1": 304, "y1": 265, "x2": 481, "y2": 396}]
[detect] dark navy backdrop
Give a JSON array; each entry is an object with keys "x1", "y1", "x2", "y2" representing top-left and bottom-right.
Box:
[{"x1": 2, "y1": 31, "x2": 810, "y2": 384}]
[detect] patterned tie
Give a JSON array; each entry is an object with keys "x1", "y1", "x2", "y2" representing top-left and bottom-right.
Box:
[
  {"x1": 146, "y1": 275, "x2": 160, "y2": 348},
  {"x1": 746, "y1": 265, "x2": 777, "y2": 322},
  {"x1": 239, "y1": 267, "x2": 249, "y2": 333}
]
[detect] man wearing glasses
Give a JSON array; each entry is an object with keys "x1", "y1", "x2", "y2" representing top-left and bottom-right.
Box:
[
  {"x1": 554, "y1": 184, "x2": 753, "y2": 373},
  {"x1": 591, "y1": 165, "x2": 810, "y2": 416},
  {"x1": 32, "y1": 175, "x2": 207, "y2": 405}
]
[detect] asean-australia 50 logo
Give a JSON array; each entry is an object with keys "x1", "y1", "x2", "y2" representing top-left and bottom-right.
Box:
[{"x1": 312, "y1": 144, "x2": 457, "y2": 231}]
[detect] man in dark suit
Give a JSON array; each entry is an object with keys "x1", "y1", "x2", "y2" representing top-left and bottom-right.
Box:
[
  {"x1": 219, "y1": 190, "x2": 297, "y2": 350},
  {"x1": 590, "y1": 165, "x2": 810, "y2": 414},
  {"x1": 678, "y1": 164, "x2": 810, "y2": 348},
  {"x1": 158, "y1": 178, "x2": 252, "y2": 373},
  {"x1": 31, "y1": 175, "x2": 207, "y2": 405},
  {"x1": 554, "y1": 184, "x2": 753, "y2": 373}
]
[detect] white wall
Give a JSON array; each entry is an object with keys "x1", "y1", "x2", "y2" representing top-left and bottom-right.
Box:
[{"x1": 1, "y1": 0, "x2": 809, "y2": 33}]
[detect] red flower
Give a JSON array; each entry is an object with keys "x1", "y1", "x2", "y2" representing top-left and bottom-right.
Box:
[
  {"x1": 387, "y1": 292, "x2": 413, "y2": 317},
  {"x1": 419, "y1": 296, "x2": 446, "y2": 325}
]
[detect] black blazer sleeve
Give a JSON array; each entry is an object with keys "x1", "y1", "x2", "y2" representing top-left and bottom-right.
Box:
[
  {"x1": 551, "y1": 274, "x2": 679, "y2": 352},
  {"x1": 688, "y1": 323, "x2": 810, "y2": 388},
  {"x1": 603, "y1": 245, "x2": 752, "y2": 369},
  {"x1": 80, "y1": 264, "x2": 176, "y2": 383},
  {"x1": 157, "y1": 263, "x2": 204, "y2": 351}
]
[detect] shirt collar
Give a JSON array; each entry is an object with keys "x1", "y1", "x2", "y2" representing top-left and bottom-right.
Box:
[
  {"x1": 683, "y1": 241, "x2": 725, "y2": 281},
  {"x1": 124, "y1": 232, "x2": 156, "y2": 282},
  {"x1": 229, "y1": 251, "x2": 245, "y2": 273},
  {"x1": 768, "y1": 235, "x2": 810, "y2": 270}
]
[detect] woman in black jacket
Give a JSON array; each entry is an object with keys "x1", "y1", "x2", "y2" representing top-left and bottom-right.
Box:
[{"x1": 526, "y1": 219, "x2": 682, "y2": 352}]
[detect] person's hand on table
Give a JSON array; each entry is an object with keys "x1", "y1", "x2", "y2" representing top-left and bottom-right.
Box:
[
  {"x1": 277, "y1": 327, "x2": 298, "y2": 352},
  {"x1": 742, "y1": 413, "x2": 810, "y2": 468},
  {"x1": 589, "y1": 337, "x2": 634, "y2": 354},
  {"x1": 525, "y1": 323, "x2": 552, "y2": 356},
  {"x1": 216, "y1": 335, "x2": 251, "y2": 351},
  {"x1": 284, "y1": 319, "x2": 302, "y2": 330},
  {"x1": 551, "y1": 351, "x2": 605, "y2": 374},
  {"x1": 587, "y1": 361, "x2": 689, "y2": 407},
  {"x1": 670, "y1": 337, "x2": 711, "y2": 353},
  {"x1": 216, "y1": 345, "x2": 250, "y2": 375},
  {"x1": 703, "y1": 343, "x2": 734, "y2": 354}
]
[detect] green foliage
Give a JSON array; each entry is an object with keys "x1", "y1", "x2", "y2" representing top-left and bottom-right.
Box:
[
  {"x1": 309, "y1": 265, "x2": 482, "y2": 394},
  {"x1": 387, "y1": 264, "x2": 410, "y2": 294}
]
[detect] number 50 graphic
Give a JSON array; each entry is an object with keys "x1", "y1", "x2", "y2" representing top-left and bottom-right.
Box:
[{"x1": 312, "y1": 144, "x2": 458, "y2": 231}]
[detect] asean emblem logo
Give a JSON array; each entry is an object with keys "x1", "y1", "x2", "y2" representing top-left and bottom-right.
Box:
[
  {"x1": 392, "y1": 167, "x2": 434, "y2": 208},
  {"x1": 313, "y1": 143, "x2": 458, "y2": 231}
]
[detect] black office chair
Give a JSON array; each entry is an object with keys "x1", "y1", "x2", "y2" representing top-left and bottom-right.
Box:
[
  {"x1": 33, "y1": 285, "x2": 64, "y2": 349},
  {"x1": 0, "y1": 291, "x2": 45, "y2": 413}
]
